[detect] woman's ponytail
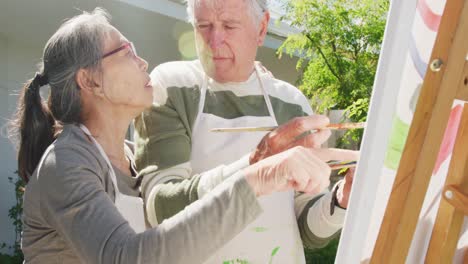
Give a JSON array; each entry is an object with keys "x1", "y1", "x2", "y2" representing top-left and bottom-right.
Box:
[{"x1": 13, "y1": 73, "x2": 55, "y2": 182}]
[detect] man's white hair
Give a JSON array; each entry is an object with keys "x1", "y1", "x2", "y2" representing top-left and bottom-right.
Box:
[{"x1": 186, "y1": 0, "x2": 268, "y2": 26}]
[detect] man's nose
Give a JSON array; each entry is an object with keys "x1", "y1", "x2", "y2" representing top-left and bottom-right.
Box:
[{"x1": 209, "y1": 28, "x2": 225, "y2": 49}]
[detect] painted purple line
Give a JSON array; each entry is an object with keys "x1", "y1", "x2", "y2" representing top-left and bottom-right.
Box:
[{"x1": 409, "y1": 33, "x2": 427, "y2": 79}]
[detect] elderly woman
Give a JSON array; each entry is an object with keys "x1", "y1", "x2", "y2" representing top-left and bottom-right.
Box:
[{"x1": 11, "y1": 8, "x2": 351, "y2": 264}]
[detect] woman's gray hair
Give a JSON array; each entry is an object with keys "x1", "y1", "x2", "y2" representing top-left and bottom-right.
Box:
[
  {"x1": 45, "y1": 7, "x2": 112, "y2": 123},
  {"x1": 10, "y1": 7, "x2": 113, "y2": 181},
  {"x1": 186, "y1": 0, "x2": 268, "y2": 26}
]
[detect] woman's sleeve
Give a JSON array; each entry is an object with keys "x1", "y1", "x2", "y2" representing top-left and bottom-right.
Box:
[{"x1": 39, "y1": 145, "x2": 262, "y2": 264}]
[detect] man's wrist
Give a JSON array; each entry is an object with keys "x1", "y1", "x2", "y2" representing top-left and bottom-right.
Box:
[{"x1": 330, "y1": 181, "x2": 346, "y2": 215}]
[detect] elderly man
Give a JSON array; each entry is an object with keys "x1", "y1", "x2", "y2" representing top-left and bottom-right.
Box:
[{"x1": 134, "y1": 0, "x2": 357, "y2": 263}]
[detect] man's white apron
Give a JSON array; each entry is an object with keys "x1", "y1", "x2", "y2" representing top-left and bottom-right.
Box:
[{"x1": 190, "y1": 63, "x2": 305, "y2": 264}]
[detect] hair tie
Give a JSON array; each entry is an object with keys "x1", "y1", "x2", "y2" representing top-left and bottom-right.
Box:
[{"x1": 33, "y1": 72, "x2": 49, "y2": 87}]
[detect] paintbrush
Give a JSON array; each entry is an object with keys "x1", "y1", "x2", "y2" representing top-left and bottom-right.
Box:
[
  {"x1": 210, "y1": 122, "x2": 366, "y2": 133},
  {"x1": 327, "y1": 160, "x2": 357, "y2": 170}
]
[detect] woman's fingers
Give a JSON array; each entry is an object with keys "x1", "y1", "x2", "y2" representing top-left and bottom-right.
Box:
[
  {"x1": 290, "y1": 147, "x2": 331, "y2": 193},
  {"x1": 310, "y1": 148, "x2": 360, "y2": 163},
  {"x1": 285, "y1": 148, "x2": 357, "y2": 194},
  {"x1": 246, "y1": 146, "x2": 358, "y2": 196}
]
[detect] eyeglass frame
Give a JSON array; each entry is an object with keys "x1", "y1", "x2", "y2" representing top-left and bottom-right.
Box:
[{"x1": 102, "y1": 42, "x2": 137, "y2": 59}]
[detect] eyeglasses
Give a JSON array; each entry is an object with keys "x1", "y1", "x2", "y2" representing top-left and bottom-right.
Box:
[{"x1": 102, "y1": 42, "x2": 137, "y2": 59}]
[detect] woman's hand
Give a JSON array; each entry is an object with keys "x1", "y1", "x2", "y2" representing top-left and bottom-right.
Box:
[{"x1": 245, "y1": 146, "x2": 359, "y2": 197}]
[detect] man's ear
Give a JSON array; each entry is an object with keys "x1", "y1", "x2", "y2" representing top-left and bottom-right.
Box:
[
  {"x1": 76, "y1": 69, "x2": 103, "y2": 97},
  {"x1": 257, "y1": 11, "x2": 270, "y2": 46}
]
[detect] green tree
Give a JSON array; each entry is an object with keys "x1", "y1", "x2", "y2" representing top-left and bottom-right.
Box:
[
  {"x1": 278, "y1": 0, "x2": 389, "y2": 146},
  {"x1": 277, "y1": 1, "x2": 388, "y2": 262}
]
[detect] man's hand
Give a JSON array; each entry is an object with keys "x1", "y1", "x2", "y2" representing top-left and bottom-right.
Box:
[
  {"x1": 464, "y1": 247, "x2": 468, "y2": 263},
  {"x1": 335, "y1": 167, "x2": 356, "y2": 208},
  {"x1": 249, "y1": 115, "x2": 332, "y2": 164}
]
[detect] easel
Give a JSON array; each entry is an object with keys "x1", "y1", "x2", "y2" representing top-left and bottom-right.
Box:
[{"x1": 370, "y1": 0, "x2": 468, "y2": 263}]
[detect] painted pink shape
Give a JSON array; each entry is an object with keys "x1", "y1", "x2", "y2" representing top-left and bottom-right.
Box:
[{"x1": 433, "y1": 104, "x2": 464, "y2": 174}]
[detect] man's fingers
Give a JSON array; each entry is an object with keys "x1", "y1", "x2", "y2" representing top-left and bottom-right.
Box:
[
  {"x1": 288, "y1": 129, "x2": 331, "y2": 149},
  {"x1": 310, "y1": 148, "x2": 360, "y2": 163},
  {"x1": 252, "y1": 115, "x2": 332, "y2": 164},
  {"x1": 269, "y1": 115, "x2": 330, "y2": 148},
  {"x1": 345, "y1": 167, "x2": 356, "y2": 181}
]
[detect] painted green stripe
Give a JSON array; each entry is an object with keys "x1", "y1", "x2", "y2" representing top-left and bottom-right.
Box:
[{"x1": 384, "y1": 116, "x2": 410, "y2": 170}]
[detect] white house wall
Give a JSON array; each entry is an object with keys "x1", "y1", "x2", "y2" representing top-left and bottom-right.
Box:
[{"x1": 0, "y1": 33, "x2": 14, "y2": 245}]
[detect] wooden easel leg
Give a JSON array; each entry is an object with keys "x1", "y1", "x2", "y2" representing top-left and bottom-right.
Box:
[
  {"x1": 426, "y1": 103, "x2": 468, "y2": 263},
  {"x1": 370, "y1": 0, "x2": 468, "y2": 262}
]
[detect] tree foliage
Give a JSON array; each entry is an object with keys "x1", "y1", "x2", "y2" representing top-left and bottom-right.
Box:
[
  {"x1": 278, "y1": 0, "x2": 389, "y2": 132},
  {"x1": 278, "y1": 1, "x2": 389, "y2": 258},
  {"x1": 0, "y1": 173, "x2": 25, "y2": 264}
]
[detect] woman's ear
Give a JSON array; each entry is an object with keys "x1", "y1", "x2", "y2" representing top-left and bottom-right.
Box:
[
  {"x1": 257, "y1": 11, "x2": 270, "y2": 46},
  {"x1": 76, "y1": 69, "x2": 104, "y2": 97}
]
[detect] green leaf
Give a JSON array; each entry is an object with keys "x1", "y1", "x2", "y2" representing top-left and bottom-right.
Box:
[
  {"x1": 279, "y1": 0, "x2": 389, "y2": 141},
  {"x1": 252, "y1": 227, "x2": 268, "y2": 232},
  {"x1": 271, "y1": 246, "x2": 280, "y2": 257}
]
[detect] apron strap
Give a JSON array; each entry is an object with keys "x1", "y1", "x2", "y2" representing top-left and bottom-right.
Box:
[
  {"x1": 79, "y1": 124, "x2": 122, "y2": 196},
  {"x1": 196, "y1": 64, "x2": 279, "y2": 127},
  {"x1": 198, "y1": 75, "x2": 209, "y2": 116},
  {"x1": 191, "y1": 75, "x2": 209, "y2": 132},
  {"x1": 254, "y1": 62, "x2": 278, "y2": 125}
]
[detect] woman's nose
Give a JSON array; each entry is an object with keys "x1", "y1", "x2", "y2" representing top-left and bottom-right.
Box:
[{"x1": 137, "y1": 56, "x2": 148, "y2": 72}]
